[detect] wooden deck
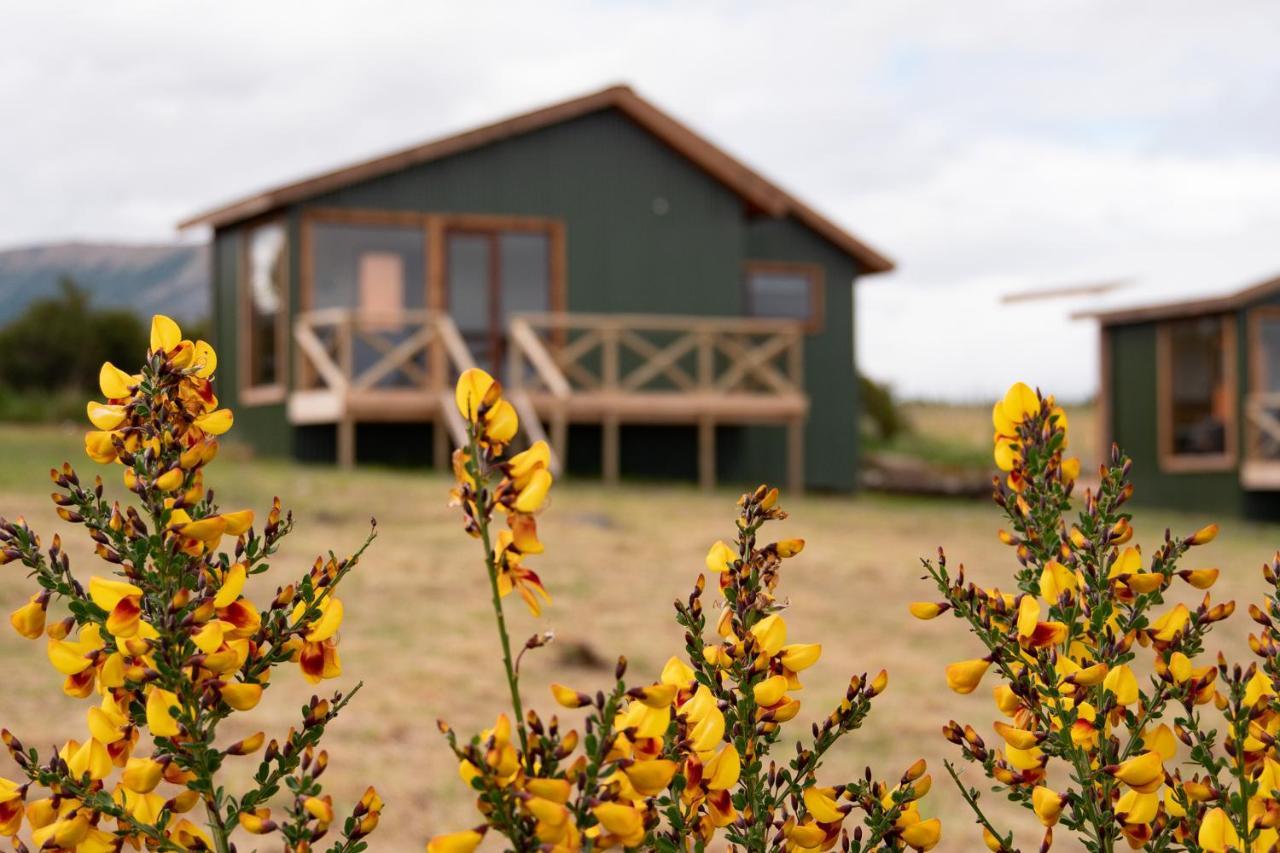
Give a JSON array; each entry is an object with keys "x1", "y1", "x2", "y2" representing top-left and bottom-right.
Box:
[{"x1": 289, "y1": 309, "x2": 809, "y2": 491}]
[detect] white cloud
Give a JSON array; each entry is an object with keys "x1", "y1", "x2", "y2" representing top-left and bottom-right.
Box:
[{"x1": 2, "y1": 0, "x2": 1279, "y2": 400}]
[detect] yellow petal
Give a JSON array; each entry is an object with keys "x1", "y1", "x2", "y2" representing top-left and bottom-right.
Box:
[
  {"x1": 146, "y1": 688, "x2": 182, "y2": 737},
  {"x1": 221, "y1": 683, "x2": 264, "y2": 711},
  {"x1": 98, "y1": 362, "x2": 135, "y2": 398},
  {"x1": 193, "y1": 340, "x2": 218, "y2": 378},
  {"x1": 194, "y1": 409, "x2": 234, "y2": 436},
  {"x1": 705, "y1": 540, "x2": 736, "y2": 573},
  {"x1": 214, "y1": 563, "x2": 247, "y2": 609},
  {"x1": 150, "y1": 315, "x2": 182, "y2": 353},
  {"x1": 86, "y1": 402, "x2": 126, "y2": 431},
  {"x1": 89, "y1": 576, "x2": 143, "y2": 611},
  {"x1": 454, "y1": 368, "x2": 496, "y2": 422}
]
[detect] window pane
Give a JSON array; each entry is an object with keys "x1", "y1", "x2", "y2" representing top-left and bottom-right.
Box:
[
  {"x1": 310, "y1": 222, "x2": 424, "y2": 311},
  {"x1": 499, "y1": 232, "x2": 550, "y2": 321},
  {"x1": 448, "y1": 233, "x2": 492, "y2": 367},
  {"x1": 1169, "y1": 317, "x2": 1228, "y2": 455},
  {"x1": 1260, "y1": 316, "x2": 1280, "y2": 393},
  {"x1": 746, "y1": 270, "x2": 811, "y2": 321},
  {"x1": 247, "y1": 223, "x2": 287, "y2": 388}
]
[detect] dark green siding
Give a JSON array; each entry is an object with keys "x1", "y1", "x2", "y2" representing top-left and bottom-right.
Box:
[
  {"x1": 307, "y1": 110, "x2": 746, "y2": 314},
  {"x1": 211, "y1": 106, "x2": 869, "y2": 489},
  {"x1": 1106, "y1": 318, "x2": 1245, "y2": 515},
  {"x1": 743, "y1": 217, "x2": 860, "y2": 491}
]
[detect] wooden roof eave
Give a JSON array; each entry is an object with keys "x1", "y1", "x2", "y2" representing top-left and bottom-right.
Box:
[
  {"x1": 177, "y1": 84, "x2": 894, "y2": 274},
  {"x1": 1076, "y1": 273, "x2": 1280, "y2": 327}
]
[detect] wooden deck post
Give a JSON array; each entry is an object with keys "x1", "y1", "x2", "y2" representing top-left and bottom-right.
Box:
[
  {"x1": 602, "y1": 415, "x2": 620, "y2": 486},
  {"x1": 337, "y1": 418, "x2": 356, "y2": 469},
  {"x1": 551, "y1": 407, "x2": 568, "y2": 472},
  {"x1": 698, "y1": 416, "x2": 716, "y2": 491},
  {"x1": 432, "y1": 416, "x2": 449, "y2": 469},
  {"x1": 787, "y1": 417, "x2": 804, "y2": 495}
]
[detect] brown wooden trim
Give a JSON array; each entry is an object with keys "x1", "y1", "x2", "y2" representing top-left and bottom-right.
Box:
[
  {"x1": 1098, "y1": 326, "x2": 1112, "y2": 458},
  {"x1": 299, "y1": 208, "x2": 566, "y2": 318},
  {"x1": 237, "y1": 215, "x2": 289, "y2": 406},
  {"x1": 1155, "y1": 314, "x2": 1237, "y2": 473},
  {"x1": 1080, "y1": 273, "x2": 1280, "y2": 327},
  {"x1": 178, "y1": 85, "x2": 893, "y2": 273},
  {"x1": 1249, "y1": 306, "x2": 1280, "y2": 393},
  {"x1": 742, "y1": 260, "x2": 825, "y2": 333}
]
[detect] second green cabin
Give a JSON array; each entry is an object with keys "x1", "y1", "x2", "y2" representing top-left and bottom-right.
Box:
[{"x1": 1092, "y1": 273, "x2": 1280, "y2": 517}]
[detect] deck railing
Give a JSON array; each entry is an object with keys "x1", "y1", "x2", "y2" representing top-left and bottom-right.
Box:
[
  {"x1": 507, "y1": 312, "x2": 805, "y2": 396},
  {"x1": 292, "y1": 308, "x2": 476, "y2": 465},
  {"x1": 507, "y1": 312, "x2": 807, "y2": 489}
]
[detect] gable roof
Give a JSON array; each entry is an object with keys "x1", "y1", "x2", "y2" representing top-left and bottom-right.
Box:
[
  {"x1": 178, "y1": 84, "x2": 893, "y2": 273},
  {"x1": 1079, "y1": 271, "x2": 1280, "y2": 326}
]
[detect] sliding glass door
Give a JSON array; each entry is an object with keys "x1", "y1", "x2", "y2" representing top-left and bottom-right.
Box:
[{"x1": 446, "y1": 227, "x2": 551, "y2": 374}]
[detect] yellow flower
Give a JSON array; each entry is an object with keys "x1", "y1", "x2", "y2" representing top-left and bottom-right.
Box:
[
  {"x1": 146, "y1": 687, "x2": 183, "y2": 738},
  {"x1": 428, "y1": 828, "x2": 487, "y2": 853},
  {"x1": 1103, "y1": 664, "x2": 1139, "y2": 706},
  {"x1": 705, "y1": 540, "x2": 736, "y2": 573},
  {"x1": 9, "y1": 593, "x2": 46, "y2": 639},
  {"x1": 945, "y1": 659, "x2": 991, "y2": 694},
  {"x1": 900, "y1": 817, "x2": 942, "y2": 851},
  {"x1": 1028, "y1": 786, "x2": 1065, "y2": 828},
  {"x1": 455, "y1": 368, "x2": 498, "y2": 422},
  {"x1": 1109, "y1": 751, "x2": 1164, "y2": 793},
  {"x1": 1198, "y1": 807, "x2": 1240, "y2": 852}
]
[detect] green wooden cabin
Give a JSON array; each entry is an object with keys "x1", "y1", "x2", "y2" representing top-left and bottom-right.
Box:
[
  {"x1": 179, "y1": 85, "x2": 894, "y2": 492},
  {"x1": 1092, "y1": 272, "x2": 1280, "y2": 516}
]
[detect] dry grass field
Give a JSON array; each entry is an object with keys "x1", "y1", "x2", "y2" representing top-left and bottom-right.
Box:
[{"x1": 0, "y1": 411, "x2": 1275, "y2": 851}]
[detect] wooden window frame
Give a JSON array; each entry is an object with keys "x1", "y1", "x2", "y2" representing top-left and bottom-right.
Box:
[
  {"x1": 238, "y1": 215, "x2": 289, "y2": 406},
  {"x1": 1155, "y1": 313, "x2": 1237, "y2": 473},
  {"x1": 1248, "y1": 306, "x2": 1280, "y2": 394},
  {"x1": 742, "y1": 260, "x2": 824, "y2": 333},
  {"x1": 1245, "y1": 305, "x2": 1280, "y2": 465},
  {"x1": 299, "y1": 207, "x2": 566, "y2": 317}
]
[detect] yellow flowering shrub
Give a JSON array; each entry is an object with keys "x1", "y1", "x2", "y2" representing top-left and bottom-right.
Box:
[
  {"x1": 430, "y1": 368, "x2": 940, "y2": 853},
  {"x1": 912, "y1": 382, "x2": 1276, "y2": 851},
  {"x1": 0, "y1": 316, "x2": 381, "y2": 852}
]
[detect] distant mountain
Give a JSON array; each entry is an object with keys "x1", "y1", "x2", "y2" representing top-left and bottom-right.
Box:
[{"x1": 0, "y1": 242, "x2": 208, "y2": 325}]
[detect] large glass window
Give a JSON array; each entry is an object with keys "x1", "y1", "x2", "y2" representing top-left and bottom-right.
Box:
[
  {"x1": 309, "y1": 222, "x2": 425, "y2": 312},
  {"x1": 244, "y1": 222, "x2": 288, "y2": 391},
  {"x1": 1162, "y1": 316, "x2": 1234, "y2": 461},
  {"x1": 744, "y1": 262, "x2": 822, "y2": 329}
]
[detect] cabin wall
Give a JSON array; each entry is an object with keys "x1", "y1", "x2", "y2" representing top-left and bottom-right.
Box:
[
  {"x1": 302, "y1": 109, "x2": 746, "y2": 315},
  {"x1": 1106, "y1": 319, "x2": 1246, "y2": 515},
  {"x1": 210, "y1": 222, "x2": 295, "y2": 458},
  {"x1": 742, "y1": 217, "x2": 859, "y2": 491}
]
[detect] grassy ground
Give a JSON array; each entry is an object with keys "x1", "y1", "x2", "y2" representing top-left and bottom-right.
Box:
[
  {"x1": 0, "y1": 418, "x2": 1272, "y2": 851},
  {"x1": 866, "y1": 402, "x2": 1099, "y2": 474}
]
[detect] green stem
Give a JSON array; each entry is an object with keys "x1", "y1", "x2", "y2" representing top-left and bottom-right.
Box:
[
  {"x1": 206, "y1": 801, "x2": 232, "y2": 853},
  {"x1": 468, "y1": 431, "x2": 532, "y2": 768}
]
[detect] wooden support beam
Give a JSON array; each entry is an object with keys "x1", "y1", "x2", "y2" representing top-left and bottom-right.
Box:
[
  {"x1": 698, "y1": 417, "x2": 715, "y2": 492},
  {"x1": 602, "y1": 415, "x2": 620, "y2": 486},
  {"x1": 787, "y1": 418, "x2": 804, "y2": 495},
  {"x1": 337, "y1": 417, "x2": 356, "y2": 470},
  {"x1": 432, "y1": 416, "x2": 449, "y2": 470},
  {"x1": 551, "y1": 408, "x2": 568, "y2": 475}
]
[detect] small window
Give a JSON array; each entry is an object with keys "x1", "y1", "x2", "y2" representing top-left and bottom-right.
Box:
[
  {"x1": 243, "y1": 221, "x2": 288, "y2": 396},
  {"x1": 744, "y1": 262, "x2": 823, "y2": 330},
  {"x1": 1158, "y1": 315, "x2": 1236, "y2": 470}
]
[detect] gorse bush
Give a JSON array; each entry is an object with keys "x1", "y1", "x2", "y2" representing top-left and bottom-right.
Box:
[
  {"x1": 0, "y1": 316, "x2": 380, "y2": 852},
  {"x1": 428, "y1": 368, "x2": 941, "y2": 853},
  {"x1": 912, "y1": 382, "x2": 1280, "y2": 852}
]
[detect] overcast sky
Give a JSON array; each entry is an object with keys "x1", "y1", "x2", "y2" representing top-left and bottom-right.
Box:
[{"x1": 4, "y1": 1, "x2": 1280, "y2": 400}]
